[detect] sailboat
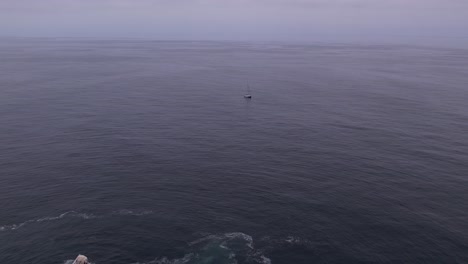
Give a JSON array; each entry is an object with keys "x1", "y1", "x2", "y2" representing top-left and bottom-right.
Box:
[{"x1": 244, "y1": 83, "x2": 252, "y2": 99}]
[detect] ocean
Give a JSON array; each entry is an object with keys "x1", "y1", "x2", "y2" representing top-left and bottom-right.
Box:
[{"x1": 1, "y1": 39, "x2": 468, "y2": 264}]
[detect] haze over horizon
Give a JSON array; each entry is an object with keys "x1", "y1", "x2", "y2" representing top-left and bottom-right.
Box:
[{"x1": 1, "y1": 0, "x2": 468, "y2": 45}]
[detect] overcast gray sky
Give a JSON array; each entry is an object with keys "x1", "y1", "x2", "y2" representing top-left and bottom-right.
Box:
[{"x1": 1, "y1": 0, "x2": 467, "y2": 45}]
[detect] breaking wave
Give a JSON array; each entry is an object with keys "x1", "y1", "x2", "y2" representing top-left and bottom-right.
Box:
[{"x1": 0, "y1": 209, "x2": 153, "y2": 232}]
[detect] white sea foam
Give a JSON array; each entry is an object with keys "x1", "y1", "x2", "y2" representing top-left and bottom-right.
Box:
[
  {"x1": 0, "y1": 209, "x2": 151, "y2": 232},
  {"x1": 259, "y1": 255, "x2": 272, "y2": 264},
  {"x1": 224, "y1": 232, "x2": 254, "y2": 249},
  {"x1": 284, "y1": 236, "x2": 312, "y2": 246},
  {"x1": 189, "y1": 232, "x2": 254, "y2": 249},
  {"x1": 188, "y1": 234, "x2": 217, "y2": 245},
  {"x1": 135, "y1": 232, "x2": 268, "y2": 264},
  {"x1": 113, "y1": 209, "x2": 154, "y2": 216},
  {"x1": 36, "y1": 211, "x2": 97, "y2": 222},
  {"x1": 248, "y1": 250, "x2": 273, "y2": 264},
  {"x1": 187, "y1": 232, "x2": 269, "y2": 264},
  {"x1": 0, "y1": 211, "x2": 97, "y2": 232},
  {"x1": 131, "y1": 253, "x2": 194, "y2": 264},
  {"x1": 0, "y1": 222, "x2": 26, "y2": 231}
]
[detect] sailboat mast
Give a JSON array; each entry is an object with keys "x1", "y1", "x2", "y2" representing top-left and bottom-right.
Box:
[{"x1": 244, "y1": 81, "x2": 252, "y2": 98}]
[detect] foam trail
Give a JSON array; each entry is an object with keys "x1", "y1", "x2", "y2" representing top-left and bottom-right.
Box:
[
  {"x1": 189, "y1": 232, "x2": 253, "y2": 248},
  {"x1": 0, "y1": 223, "x2": 26, "y2": 231},
  {"x1": 131, "y1": 253, "x2": 194, "y2": 264},
  {"x1": 0, "y1": 209, "x2": 152, "y2": 232},
  {"x1": 259, "y1": 255, "x2": 272, "y2": 264},
  {"x1": 224, "y1": 232, "x2": 254, "y2": 249},
  {"x1": 113, "y1": 209, "x2": 154, "y2": 216},
  {"x1": 0, "y1": 211, "x2": 97, "y2": 232},
  {"x1": 138, "y1": 232, "x2": 270, "y2": 264}
]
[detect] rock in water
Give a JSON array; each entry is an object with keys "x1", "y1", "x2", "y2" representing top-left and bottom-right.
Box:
[{"x1": 73, "y1": 255, "x2": 89, "y2": 264}]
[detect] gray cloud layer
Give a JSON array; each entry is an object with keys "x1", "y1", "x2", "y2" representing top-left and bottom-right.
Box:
[{"x1": 1, "y1": 0, "x2": 467, "y2": 45}]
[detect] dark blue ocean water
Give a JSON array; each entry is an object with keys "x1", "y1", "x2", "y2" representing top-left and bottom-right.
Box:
[{"x1": 1, "y1": 39, "x2": 468, "y2": 264}]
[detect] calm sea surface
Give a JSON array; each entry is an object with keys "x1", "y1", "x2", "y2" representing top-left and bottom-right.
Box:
[{"x1": 1, "y1": 39, "x2": 468, "y2": 264}]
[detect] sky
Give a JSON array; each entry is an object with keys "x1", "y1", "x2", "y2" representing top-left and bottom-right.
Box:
[{"x1": 1, "y1": 0, "x2": 467, "y2": 45}]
